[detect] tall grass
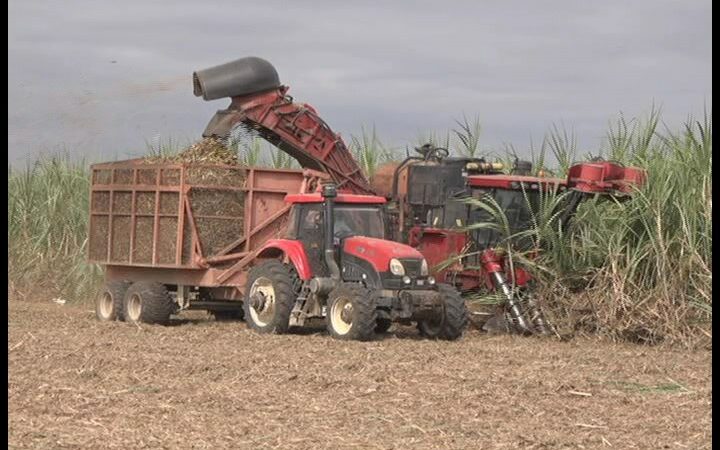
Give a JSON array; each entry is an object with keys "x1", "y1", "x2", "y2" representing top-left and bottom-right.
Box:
[
  {"x1": 7, "y1": 111, "x2": 711, "y2": 348},
  {"x1": 8, "y1": 155, "x2": 102, "y2": 300},
  {"x1": 350, "y1": 126, "x2": 394, "y2": 178},
  {"x1": 465, "y1": 111, "x2": 712, "y2": 346},
  {"x1": 452, "y1": 115, "x2": 483, "y2": 158}
]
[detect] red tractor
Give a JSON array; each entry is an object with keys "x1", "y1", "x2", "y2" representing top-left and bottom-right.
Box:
[{"x1": 247, "y1": 184, "x2": 467, "y2": 340}]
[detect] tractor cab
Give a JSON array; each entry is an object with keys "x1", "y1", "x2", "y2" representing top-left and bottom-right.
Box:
[{"x1": 245, "y1": 183, "x2": 468, "y2": 341}]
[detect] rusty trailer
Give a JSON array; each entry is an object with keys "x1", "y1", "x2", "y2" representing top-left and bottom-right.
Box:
[{"x1": 89, "y1": 159, "x2": 317, "y2": 310}]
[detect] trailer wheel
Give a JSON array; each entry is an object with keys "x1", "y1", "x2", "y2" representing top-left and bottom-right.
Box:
[
  {"x1": 326, "y1": 283, "x2": 377, "y2": 341},
  {"x1": 244, "y1": 260, "x2": 296, "y2": 334},
  {"x1": 123, "y1": 281, "x2": 175, "y2": 325},
  {"x1": 417, "y1": 284, "x2": 468, "y2": 341},
  {"x1": 95, "y1": 280, "x2": 131, "y2": 321}
]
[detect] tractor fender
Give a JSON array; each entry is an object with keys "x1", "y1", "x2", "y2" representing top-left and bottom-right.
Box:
[{"x1": 255, "y1": 239, "x2": 313, "y2": 280}]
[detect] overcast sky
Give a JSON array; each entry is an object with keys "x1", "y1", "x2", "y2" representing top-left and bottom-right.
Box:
[{"x1": 8, "y1": 0, "x2": 712, "y2": 165}]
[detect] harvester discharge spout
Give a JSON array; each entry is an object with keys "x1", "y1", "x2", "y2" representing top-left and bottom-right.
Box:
[{"x1": 193, "y1": 57, "x2": 374, "y2": 195}]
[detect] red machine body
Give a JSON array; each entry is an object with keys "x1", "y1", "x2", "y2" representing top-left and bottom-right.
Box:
[
  {"x1": 256, "y1": 239, "x2": 313, "y2": 280},
  {"x1": 343, "y1": 236, "x2": 424, "y2": 273},
  {"x1": 189, "y1": 57, "x2": 646, "y2": 335},
  {"x1": 202, "y1": 87, "x2": 374, "y2": 195},
  {"x1": 566, "y1": 161, "x2": 646, "y2": 194}
]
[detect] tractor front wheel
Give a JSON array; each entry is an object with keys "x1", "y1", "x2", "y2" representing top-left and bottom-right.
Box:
[
  {"x1": 417, "y1": 284, "x2": 468, "y2": 341},
  {"x1": 326, "y1": 283, "x2": 377, "y2": 341}
]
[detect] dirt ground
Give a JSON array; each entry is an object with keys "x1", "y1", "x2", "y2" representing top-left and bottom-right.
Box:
[{"x1": 8, "y1": 298, "x2": 712, "y2": 449}]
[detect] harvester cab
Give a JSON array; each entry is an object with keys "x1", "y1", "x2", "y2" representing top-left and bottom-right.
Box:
[{"x1": 246, "y1": 183, "x2": 468, "y2": 340}]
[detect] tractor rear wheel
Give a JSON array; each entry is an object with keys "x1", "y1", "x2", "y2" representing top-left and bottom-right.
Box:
[
  {"x1": 95, "y1": 280, "x2": 131, "y2": 321},
  {"x1": 417, "y1": 284, "x2": 468, "y2": 341},
  {"x1": 123, "y1": 281, "x2": 176, "y2": 325},
  {"x1": 326, "y1": 283, "x2": 377, "y2": 341},
  {"x1": 244, "y1": 260, "x2": 296, "y2": 334}
]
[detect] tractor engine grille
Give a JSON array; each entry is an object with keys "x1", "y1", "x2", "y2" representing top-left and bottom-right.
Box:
[{"x1": 399, "y1": 259, "x2": 423, "y2": 277}]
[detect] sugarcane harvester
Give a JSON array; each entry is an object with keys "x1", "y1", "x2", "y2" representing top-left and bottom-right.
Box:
[
  {"x1": 188, "y1": 58, "x2": 644, "y2": 333},
  {"x1": 190, "y1": 57, "x2": 645, "y2": 336},
  {"x1": 372, "y1": 148, "x2": 646, "y2": 334}
]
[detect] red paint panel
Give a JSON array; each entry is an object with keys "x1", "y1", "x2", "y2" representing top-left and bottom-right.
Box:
[
  {"x1": 256, "y1": 239, "x2": 313, "y2": 280},
  {"x1": 343, "y1": 236, "x2": 423, "y2": 271},
  {"x1": 468, "y1": 175, "x2": 566, "y2": 189},
  {"x1": 285, "y1": 192, "x2": 387, "y2": 204},
  {"x1": 567, "y1": 162, "x2": 647, "y2": 194}
]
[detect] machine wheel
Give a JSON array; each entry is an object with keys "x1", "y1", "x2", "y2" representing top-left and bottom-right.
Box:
[
  {"x1": 417, "y1": 284, "x2": 468, "y2": 341},
  {"x1": 375, "y1": 318, "x2": 392, "y2": 333},
  {"x1": 210, "y1": 309, "x2": 245, "y2": 321},
  {"x1": 95, "y1": 280, "x2": 131, "y2": 321},
  {"x1": 243, "y1": 260, "x2": 296, "y2": 334},
  {"x1": 326, "y1": 283, "x2": 377, "y2": 341},
  {"x1": 123, "y1": 281, "x2": 176, "y2": 325}
]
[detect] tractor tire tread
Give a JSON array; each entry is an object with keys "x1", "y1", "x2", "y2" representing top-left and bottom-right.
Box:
[
  {"x1": 437, "y1": 283, "x2": 469, "y2": 340},
  {"x1": 327, "y1": 283, "x2": 377, "y2": 341}
]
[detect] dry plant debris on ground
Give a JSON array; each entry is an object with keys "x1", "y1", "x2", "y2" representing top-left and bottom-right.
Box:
[{"x1": 8, "y1": 299, "x2": 711, "y2": 450}]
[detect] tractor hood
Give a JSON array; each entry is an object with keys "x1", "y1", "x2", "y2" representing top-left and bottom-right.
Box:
[{"x1": 343, "y1": 236, "x2": 424, "y2": 272}]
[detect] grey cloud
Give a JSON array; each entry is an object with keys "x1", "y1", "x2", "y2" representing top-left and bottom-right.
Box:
[{"x1": 8, "y1": 0, "x2": 711, "y2": 165}]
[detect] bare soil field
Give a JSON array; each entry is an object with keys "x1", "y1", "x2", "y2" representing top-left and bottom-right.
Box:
[{"x1": 8, "y1": 298, "x2": 712, "y2": 449}]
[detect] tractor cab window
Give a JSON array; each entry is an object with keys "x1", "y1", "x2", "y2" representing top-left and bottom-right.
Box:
[
  {"x1": 334, "y1": 206, "x2": 385, "y2": 239},
  {"x1": 290, "y1": 204, "x2": 386, "y2": 241},
  {"x1": 292, "y1": 203, "x2": 385, "y2": 277}
]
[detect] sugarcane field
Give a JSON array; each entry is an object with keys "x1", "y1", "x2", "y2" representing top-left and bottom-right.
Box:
[{"x1": 8, "y1": 2, "x2": 711, "y2": 449}]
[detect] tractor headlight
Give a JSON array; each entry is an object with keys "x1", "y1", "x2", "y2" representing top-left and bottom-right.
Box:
[
  {"x1": 389, "y1": 258, "x2": 405, "y2": 276},
  {"x1": 420, "y1": 258, "x2": 429, "y2": 276}
]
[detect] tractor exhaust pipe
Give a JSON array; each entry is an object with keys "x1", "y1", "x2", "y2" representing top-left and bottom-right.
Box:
[
  {"x1": 322, "y1": 183, "x2": 341, "y2": 280},
  {"x1": 193, "y1": 56, "x2": 281, "y2": 101}
]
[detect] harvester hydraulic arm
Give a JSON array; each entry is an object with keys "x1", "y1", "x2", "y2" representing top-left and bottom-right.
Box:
[{"x1": 201, "y1": 87, "x2": 374, "y2": 195}]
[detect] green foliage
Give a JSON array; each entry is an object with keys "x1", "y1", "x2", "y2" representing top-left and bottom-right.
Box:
[
  {"x1": 452, "y1": 114, "x2": 483, "y2": 158},
  {"x1": 7, "y1": 109, "x2": 712, "y2": 348},
  {"x1": 8, "y1": 155, "x2": 103, "y2": 300},
  {"x1": 350, "y1": 126, "x2": 395, "y2": 178},
  {"x1": 144, "y1": 136, "x2": 186, "y2": 159},
  {"x1": 268, "y1": 147, "x2": 295, "y2": 169},
  {"x1": 464, "y1": 111, "x2": 712, "y2": 346},
  {"x1": 228, "y1": 134, "x2": 262, "y2": 167}
]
